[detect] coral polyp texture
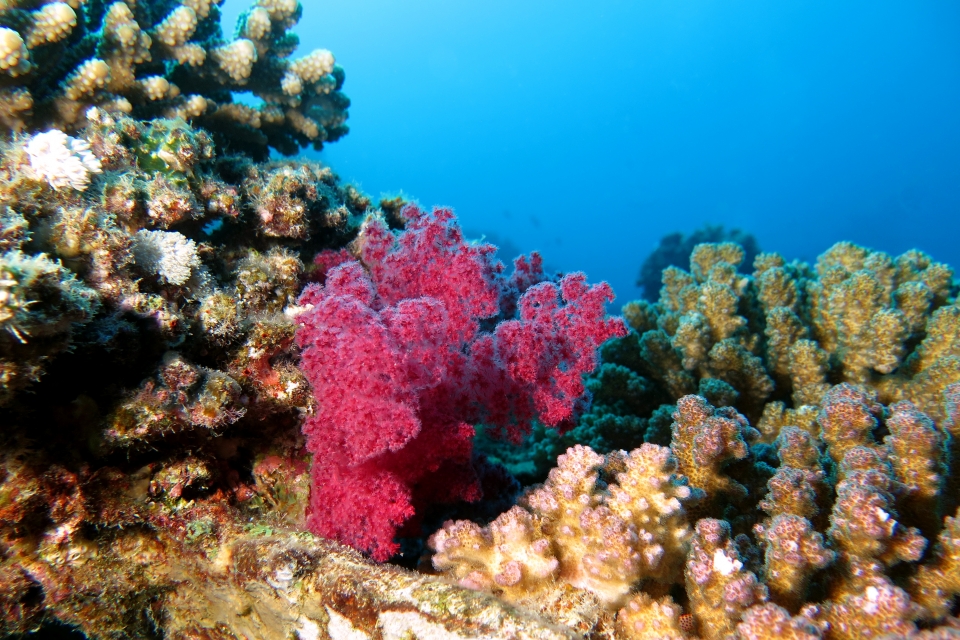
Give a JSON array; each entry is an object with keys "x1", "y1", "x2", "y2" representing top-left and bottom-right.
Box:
[
  {"x1": 437, "y1": 386, "x2": 960, "y2": 638},
  {"x1": 2, "y1": 120, "x2": 960, "y2": 640},
  {"x1": 0, "y1": 0, "x2": 349, "y2": 158},
  {"x1": 294, "y1": 204, "x2": 627, "y2": 560},
  {"x1": 0, "y1": 108, "x2": 368, "y2": 420},
  {"x1": 450, "y1": 237, "x2": 960, "y2": 637},
  {"x1": 1, "y1": 4, "x2": 960, "y2": 636}
]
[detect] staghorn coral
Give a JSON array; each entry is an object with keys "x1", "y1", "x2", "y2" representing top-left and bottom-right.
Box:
[{"x1": 0, "y1": 0, "x2": 349, "y2": 158}]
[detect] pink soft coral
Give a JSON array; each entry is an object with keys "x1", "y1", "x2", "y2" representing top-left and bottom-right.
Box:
[{"x1": 295, "y1": 205, "x2": 627, "y2": 560}]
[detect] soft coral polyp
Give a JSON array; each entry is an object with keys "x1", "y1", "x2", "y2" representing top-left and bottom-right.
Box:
[{"x1": 295, "y1": 205, "x2": 626, "y2": 560}]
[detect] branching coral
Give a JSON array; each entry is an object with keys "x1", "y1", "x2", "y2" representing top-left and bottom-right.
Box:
[
  {"x1": 684, "y1": 518, "x2": 768, "y2": 639},
  {"x1": 0, "y1": 109, "x2": 367, "y2": 417},
  {"x1": 439, "y1": 382, "x2": 960, "y2": 638},
  {"x1": 670, "y1": 394, "x2": 758, "y2": 505},
  {"x1": 637, "y1": 224, "x2": 760, "y2": 301},
  {"x1": 430, "y1": 443, "x2": 700, "y2": 627},
  {"x1": 562, "y1": 238, "x2": 958, "y2": 477},
  {"x1": 753, "y1": 514, "x2": 833, "y2": 611},
  {"x1": 0, "y1": 5, "x2": 958, "y2": 633},
  {"x1": 910, "y1": 508, "x2": 960, "y2": 620},
  {"x1": 0, "y1": 0, "x2": 349, "y2": 158}
]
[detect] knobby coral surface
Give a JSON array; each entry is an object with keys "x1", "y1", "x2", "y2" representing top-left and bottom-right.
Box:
[
  {"x1": 445, "y1": 237, "x2": 960, "y2": 638},
  {"x1": 636, "y1": 224, "x2": 760, "y2": 301},
  {"x1": 0, "y1": 84, "x2": 634, "y2": 633},
  {"x1": 435, "y1": 387, "x2": 960, "y2": 639},
  {"x1": 0, "y1": 438, "x2": 578, "y2": 639},
  {"x1": 0, "y1": 0, "x2": 349, "y2": 158},
  {"x1": 482, "y1": 238, "x2": 959, "y2": 485},
  {"x1": 0, "y1": 108, "x2": 368, "y2": 422},
  {"x1": 1, "y1": 2, "x2": 959, "y2": 633}
]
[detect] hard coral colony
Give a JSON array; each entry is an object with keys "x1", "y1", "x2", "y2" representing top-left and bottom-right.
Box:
[{"x1": 0, "y1": 2, "x2": 956, "y2": 640}]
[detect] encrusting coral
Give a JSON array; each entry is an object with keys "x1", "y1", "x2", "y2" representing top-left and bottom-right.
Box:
[{"x1": 0, "y1": 0, "x2": 349, "y2": 158}]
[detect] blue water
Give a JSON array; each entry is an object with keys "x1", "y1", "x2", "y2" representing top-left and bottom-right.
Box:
[{"x1": 225, "y1": 0, "x2": 960, "y2": 305}]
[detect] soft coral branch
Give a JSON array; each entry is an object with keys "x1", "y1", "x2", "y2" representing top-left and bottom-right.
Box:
[{"x1": 295, "y1": 204, "x2": 626, "y2": 560}]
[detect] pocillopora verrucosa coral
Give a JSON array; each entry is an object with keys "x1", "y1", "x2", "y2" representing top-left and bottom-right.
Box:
[
  {"x1": 0, "y1": 0, "x2": 349, "y2": 159},
  {"x1": 454, "y1": 241, "x2": 960, "y2": 638}
]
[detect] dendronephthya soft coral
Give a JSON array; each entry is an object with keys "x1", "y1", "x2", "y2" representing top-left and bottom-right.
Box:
[{"x1": 294, "y1": 204, "x2": 627, "y2": 561}]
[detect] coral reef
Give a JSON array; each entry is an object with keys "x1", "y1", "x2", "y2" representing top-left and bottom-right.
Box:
[
  {"x1": 0, "y1": 0, "x2": 349, "y2": 158},
  {"x1": 295, "y1": 205, "x2": 627, "y2": 560},
  {"x1": 430, "y1": 442, "x2": 700, "y2": 626},
  {"x1": 637, "y1": 224, "x2": 760, "y2": 300},
  {"x1": 0, "y1": 437, "x2": 577, "y2": 639},
  {"x1": 0, "y1": 79, "x2": 630, "y2": 632},
  {"x1": 434, "y1": 386, "x2": 960, "y2": 638},
  {"x1": 493, "y1": 237, "x2": 958, "y2": 484},
  {"x1": 1, "y1": 0, "x2": 959, "y2": 633},
  {"x1": 0, "y1": 108, "x2": 368, "y2": 422},
  {"x1": 440, "y1": 234, "x2": 960, "y2": 639}
]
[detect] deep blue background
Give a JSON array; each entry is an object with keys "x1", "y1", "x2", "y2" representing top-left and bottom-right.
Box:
[{"x1": 223, "y1": 1, "x2": 960, "y2": 306}]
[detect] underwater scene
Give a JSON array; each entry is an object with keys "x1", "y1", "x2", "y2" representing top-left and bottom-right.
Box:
[{"x1": 0, "y1": 0, "x2": 959, "y2": 638}]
